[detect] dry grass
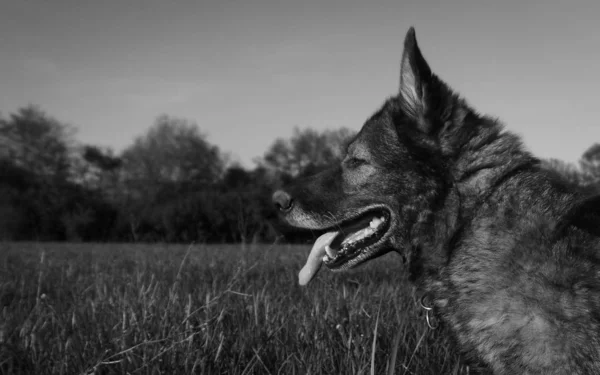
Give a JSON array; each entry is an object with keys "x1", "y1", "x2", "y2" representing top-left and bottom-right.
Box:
[{"x1": 0, "y1": 242, "x2": 486, "y2": 374}]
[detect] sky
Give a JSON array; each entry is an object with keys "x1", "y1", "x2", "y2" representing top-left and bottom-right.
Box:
[{"x1": 1, "y1": 0, "x2": 599, "y2": 167}]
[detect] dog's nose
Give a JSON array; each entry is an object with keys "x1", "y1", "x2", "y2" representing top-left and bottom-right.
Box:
[{"x1": 272, "y1": 190, "x2": 294, "y2": 212}]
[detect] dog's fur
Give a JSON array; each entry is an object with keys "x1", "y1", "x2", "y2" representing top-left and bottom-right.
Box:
[{"x1": 274, "y1": 28, "x2": 600, "y2": 374}]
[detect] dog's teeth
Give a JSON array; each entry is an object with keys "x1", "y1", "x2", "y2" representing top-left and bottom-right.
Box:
[
  {"x1": 370, "y1": 217, "x2": 383, "y2": 229},
  {"x1": 325, "y1": 245, "x2": 337, "y2": 258},
  {"x1": 322, "y1": 255, "x2": 329, "y2": 262}
]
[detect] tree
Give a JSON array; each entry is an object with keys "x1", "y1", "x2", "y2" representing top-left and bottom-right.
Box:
[
  {"x1": 260, "y1": 127, "x2": 356, "y2": 178},
  {"x1": 83, "y1": 145, "x2": 122, "y2": 172},
  {"x1": 218, "y1": 164, "x2": 280, "y2": 246},
  {"x1": 0, "y1": 105, "x2": 75, "y2": 180},
  {"x1": 118, "y1": 115, "x2": 225, "y2": 241},
  {"x1": 76, "y1": 145, "x2": 123, "y2": 201},
  {"x1": 0, "y1": 106, "x2": 81, "y2": 240},
  {"x1": 581, "y1": 143, "x2": 600, "y2": 184},
  {"x1": 222, "y1": 165, "x2": 253, "y2": 190},
  {"x1": 121, "y1": 115, "x2": 223, "y2": 188}
]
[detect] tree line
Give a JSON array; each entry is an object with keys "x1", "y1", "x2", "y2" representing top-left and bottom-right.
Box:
[
  {"x1": 0, "y1": 105, "x2": 354, "y2": 243},
  {"x1": 0, "y1": 105, "x2": 598, "y2": 243}
]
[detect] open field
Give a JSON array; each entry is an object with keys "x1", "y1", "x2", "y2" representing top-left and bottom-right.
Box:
[{"x1": 0, "y1": 242, "x2": 484, "y2": 374}]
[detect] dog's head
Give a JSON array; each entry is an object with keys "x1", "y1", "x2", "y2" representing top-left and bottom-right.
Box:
[{"x1": 274, "y1": 28, "x2": 474, "y2": 284}]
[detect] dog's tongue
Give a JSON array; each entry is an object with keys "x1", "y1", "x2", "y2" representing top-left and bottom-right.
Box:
[{"x1": 298, "y1": 231, "x2": 338, "y2": 286}]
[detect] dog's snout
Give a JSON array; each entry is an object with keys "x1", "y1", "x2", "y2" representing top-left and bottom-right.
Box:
[{"x1": 272, "y1": 190, "x2": 294, "y2": 212}]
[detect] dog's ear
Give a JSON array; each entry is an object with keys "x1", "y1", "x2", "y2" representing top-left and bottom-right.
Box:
[{"x1": 399, "y1": 28, "x2": 434, "y2": 132}]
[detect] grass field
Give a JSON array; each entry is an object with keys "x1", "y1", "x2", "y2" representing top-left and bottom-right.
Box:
[{"x1": 0, "y1": 242, "x2": 486, "y2": 374}]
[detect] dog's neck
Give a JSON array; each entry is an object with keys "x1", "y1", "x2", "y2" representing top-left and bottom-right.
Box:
[
  {"x1": 408, "y1": 116, "x2": 540, "y2": 291},
  {"x1": 439, "y1": 107, "x2": 539, "y2": 210}
]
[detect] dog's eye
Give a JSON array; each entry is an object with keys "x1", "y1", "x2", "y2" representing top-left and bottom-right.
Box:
[{"x1": 345, "y1": 157, "x2": 366, "y2": 168}]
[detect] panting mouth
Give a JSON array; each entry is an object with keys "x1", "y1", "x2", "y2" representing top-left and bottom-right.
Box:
[
  {"x1": 323, "y1": 209, "x2": 390, "y2": 269},
  {"x1": 298, "y1": 207, "x2": 392, "y2": 286}
]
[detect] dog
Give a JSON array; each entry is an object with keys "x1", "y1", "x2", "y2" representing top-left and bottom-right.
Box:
[{"x1": 272, "y1": 28, "x2": 600, "y2": 374}]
